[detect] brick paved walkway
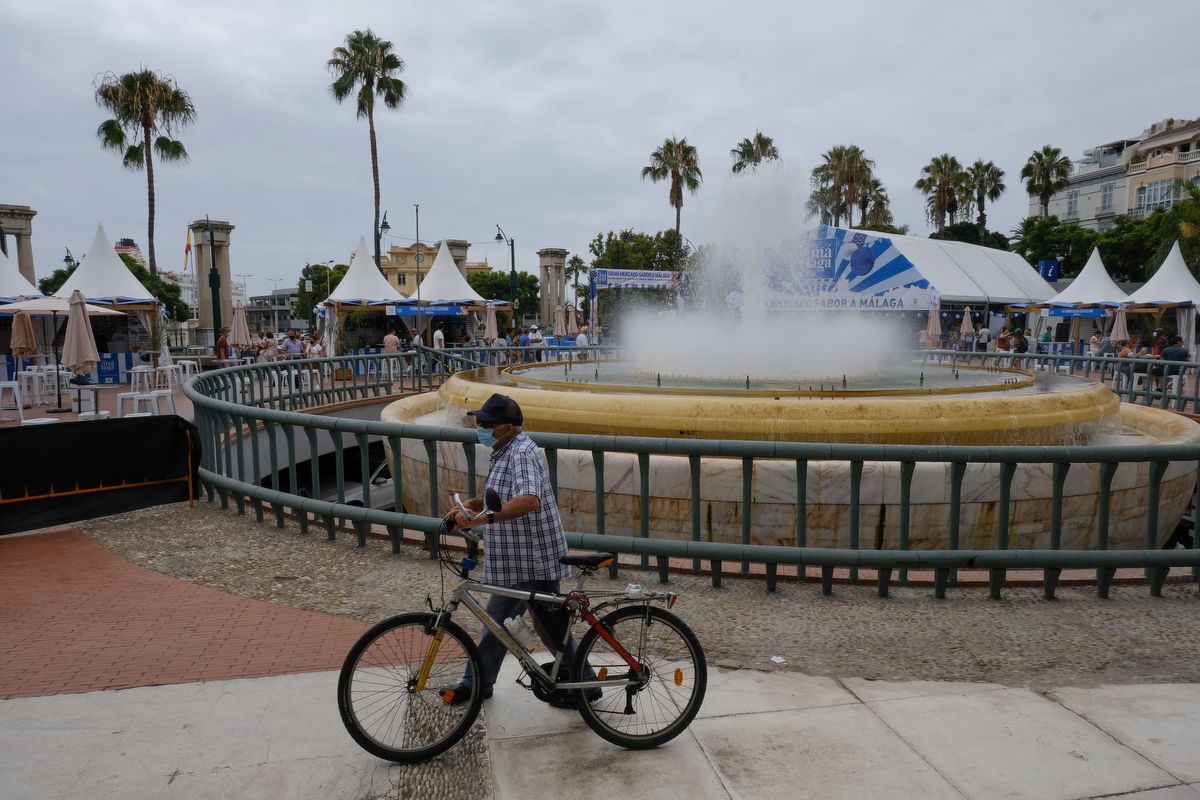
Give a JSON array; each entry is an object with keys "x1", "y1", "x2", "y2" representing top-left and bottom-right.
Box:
[{"x1": 0, "y1": 529, "x2": 367, "y2": 699}]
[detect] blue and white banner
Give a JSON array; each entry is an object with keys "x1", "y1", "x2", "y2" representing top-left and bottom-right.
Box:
[
  {"x1": 758, "y1": 226, "x2": 935, "y2": 311},
  {"x1": 591, "y1": 269, "x2": 683, "y2": 291}
]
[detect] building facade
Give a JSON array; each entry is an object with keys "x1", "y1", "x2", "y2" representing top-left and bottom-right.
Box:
[
  {"x1": 246, "y1": 287, "x2": 304, "y2": 334},
  {"x1": 1029, "y1": 117, "x2": 1200, "y2": 230},
  {"x1": 377, "y1": 239, "x2": 492, "y2": 298}
]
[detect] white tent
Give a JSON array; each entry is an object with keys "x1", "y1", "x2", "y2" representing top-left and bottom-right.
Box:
[
  {"x1": 817, "y1": 225, "x2": 1054, "y2": 306},
  {"x1": 1125, "y1": 242, "x2": 1200, "y2": 306},
  {"x1": 1043, "y1": 248, "x2": 1127, "y2": 306},
  {"x1": 1125, "y1": 242, "x2": 1200, "y2": 358},
  {"x1": 0, "y1": 247, "x2": 41, "y2": 302},
  {"x1": 324, "y1": 235, "x2": 410, "y2": 355},
  {"x1": 55, "y1": 224, "x2": 156, "y2": 308},
  {"x1": 409, "y1": 241, "x2": 486, "y2": 304},
  {"x1": 328, "y1": 236, "x2": 409, "y2": 306}
]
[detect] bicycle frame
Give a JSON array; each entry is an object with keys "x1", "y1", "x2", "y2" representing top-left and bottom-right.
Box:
[{"x1": 414, "y1": 576, "x2": 646, "y2": 694}]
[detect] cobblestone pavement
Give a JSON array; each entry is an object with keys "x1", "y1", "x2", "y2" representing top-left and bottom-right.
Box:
[{"x1": 76, "y1": 500, "x2": 1200, "y2": 799}]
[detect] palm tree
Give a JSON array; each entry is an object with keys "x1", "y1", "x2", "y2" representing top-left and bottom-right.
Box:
[
  {"x1": 641, "y1": 137, "x2": 702, "y2": 260},
  {"x1": 328, "y1": 29, "x2": 408, "y2": 271},
  {"x1": 914, "y1": 154, "x2": 965, "y2": 231},
  {"x1": 730, "y1": 131, "x2": 780, "y2": 174},
  {"x1": 1020, "y1": 145, "x2": 1072, "y2": 217},
  {"x1": 94, "y1": 69, "x2": 195, "y2": 281},
  {"x1": 808, "y1": 145, "x2": 875, "y2": 227},
  {"x1": 965, "y1": 160, "x2": 1006, "y2": 238}
]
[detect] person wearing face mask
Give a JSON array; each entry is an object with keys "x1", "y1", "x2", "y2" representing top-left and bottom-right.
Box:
[{"x1": 445, "y1": 393, "x2": 598, "y2": 707}]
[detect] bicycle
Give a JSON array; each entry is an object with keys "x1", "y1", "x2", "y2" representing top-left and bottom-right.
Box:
[{"x1": 337, "y1": 490, "x2": 707, "y2": 763}]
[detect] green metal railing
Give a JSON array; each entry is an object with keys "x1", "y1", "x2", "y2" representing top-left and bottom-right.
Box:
[{"x1": 185, "y1": 349, "x2": 1200, "y2": 599}]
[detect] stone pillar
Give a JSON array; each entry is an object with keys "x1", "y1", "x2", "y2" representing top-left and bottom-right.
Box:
[
  {"x1": 189, "y1": 219, "x2": 236, "y2": 338},
  {"x1": 0, "y1": 204, "x2": 38, "y2": 285},
  {"x1": 537, "y1": 248, "x2": 568, "y2": 328}
]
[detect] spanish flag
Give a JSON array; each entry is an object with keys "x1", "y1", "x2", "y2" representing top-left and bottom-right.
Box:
[{"x1": 184, "y1": 229, "x2": 192, "y2": 272}]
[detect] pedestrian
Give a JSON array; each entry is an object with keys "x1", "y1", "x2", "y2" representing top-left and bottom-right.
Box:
[
  {"x1": 518, "y1": 327, "x2": 531, "y2": 363},
  {"x1": 383, "y1": 329, "x2": 400, "y2": 353},
  {"x1": 281, "y1": 329, "x2": 305, "y2": 358},
  {"x1": 575, "y1": 324, "x2": 590, "y2": 361},
  {"x1": 215, "y1": 326, "x2": 231, "y2": 360},
  {"x1": 445, "y1": 393, "x2": 599, "y2": 707},
  {"x1": 976, "y1": 325, "x2": 991, "y2": 352},
  {"x1": 528, "y1": 324, "x2": 545, "y2": 362}
]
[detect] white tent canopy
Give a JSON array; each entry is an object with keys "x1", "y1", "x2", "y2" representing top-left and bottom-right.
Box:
[
  {"x1": 327, "y1": 235, "x2": 409, "y2": 305},
  {"x1": 1043, "y1": 248, "x2": 1128, "y2": 306},
  {"x1": 1125, "y1": 242, "x2": 1200, "y2": 306},
  {"x1": 55, "y1": 224, "x2": 156, "y2": 307},
  {"x1": 0, "y1": 247, "x2": 41, "y2": 302},
  {"x1": 866, "y1": 230, "x2": 1054, "y2": 305},
  {"x1": 409, "y1": 241, "x2": 486, "y2": 304},
  {"x1": 324, "y1": 235, "x2": 410, "y2": 356}
]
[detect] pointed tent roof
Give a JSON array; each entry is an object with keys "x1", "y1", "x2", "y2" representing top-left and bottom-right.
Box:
[
  {"x1": 0, "y1": 247, "x2": 42, "y2": 302},
  {"x1": 327, "y1": 235, "x2": 409, "y2": 305},
  {"x1": 1043, "y1": 248, "x2": 1127, "y2": 306},
  {"x1": 410, "y1": 241, "x2": 486, "y2": 304},
  {"x1": 55, "y1": 224, "x2": 156, "y2": 306},
  {"x1": 1125, "y1": 242, "x2": 1200, "y2": 306}
]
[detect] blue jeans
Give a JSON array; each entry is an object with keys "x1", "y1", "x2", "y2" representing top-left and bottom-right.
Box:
[{"x1": 460, "y1": 579, "x2": 592, "y2": 692}]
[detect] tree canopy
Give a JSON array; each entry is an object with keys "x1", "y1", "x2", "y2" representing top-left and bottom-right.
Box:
[
  {"x1": 1020, "y1": 145, "x2": 1072, "y2": 217},
  {"x1": 641, "y1": 137, "x2": 702, "y2": 256},
  {"x1": 94, "y1": 68, "x2": 195, "y2": 280},
  {"x1": 730, "y1": 131, "x2": 780, "y2": 174},
  {"x1": 465, "y1": 270, "x2": 539, "y2": 329},
  {"x1": 328, "y1": 29, "x2": 407, "y2": 270},
  {"x1": 292, "y1": 261, "x2": 349, "y2": 323}
]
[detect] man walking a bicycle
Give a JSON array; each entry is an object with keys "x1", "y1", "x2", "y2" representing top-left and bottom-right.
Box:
[{"x1": 446, "y1": 392, "x2": 596, "y2": 706}]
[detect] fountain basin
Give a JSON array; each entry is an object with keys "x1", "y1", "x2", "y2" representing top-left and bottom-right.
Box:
[{"x1": 382, "y1": 365, "x2": 1200, "y2": 551}]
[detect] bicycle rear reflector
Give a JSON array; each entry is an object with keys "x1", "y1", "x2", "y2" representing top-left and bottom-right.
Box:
[{"x1": 674, "y1": 668, "x2": 684, "y2": 686}]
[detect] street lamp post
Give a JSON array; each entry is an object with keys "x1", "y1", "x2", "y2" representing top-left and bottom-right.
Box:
[
  {"x1": 206, "y1": 216, "x2": 221, "y2": 337},
  {"x1": 495, "y1": 225, "x2": 517, "y2": 327},
  {"x1": 376, "y1": 210, "x2": 390, "y2": 271},
  {"x1": 236, "y1": 273, "x2": 252, "y2": 306}
]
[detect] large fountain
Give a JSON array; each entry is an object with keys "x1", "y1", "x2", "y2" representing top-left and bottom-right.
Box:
[{"x1": 381, "y1": 168, "x2": 1200, "y2": 550}]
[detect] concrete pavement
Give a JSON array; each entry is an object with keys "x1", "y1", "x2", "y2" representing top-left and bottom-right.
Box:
[{"x1": 3, "y1": 662, "x2": 1199, "y2": 799}]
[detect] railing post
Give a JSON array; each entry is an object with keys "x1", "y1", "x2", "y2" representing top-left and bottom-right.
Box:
[
  {"x1": 848, "y1": 460, "x2": 863, "y2": 584},
  {"x1": 742, "y1": 457, "x2": 753, "y2": 576}
]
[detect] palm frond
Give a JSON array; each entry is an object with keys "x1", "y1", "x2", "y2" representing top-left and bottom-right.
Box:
[
  {"x1": 122, "y1": 143, "x2": 145, "y2": 170},
  {"x1": 154, "y1": 136, "x2": 189, "y2": 162}
]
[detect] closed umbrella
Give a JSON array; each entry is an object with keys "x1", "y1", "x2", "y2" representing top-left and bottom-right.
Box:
[
  {"x1": 925, "y1": 308, "x2": 941, "y2": 345},
  {"x1": 553, "y1": 305, "x2": 565, "y2": 339},
  {"x1": 959, "y1": 306, "x2": 974, "y2": 338},
  {"x1": 230, "y1": 303, "x2": 252, "y2": 352},
  {"x1": 10, "y1": 310, "x2": 38, "y2": 358},
  {"x1": 566, "y1": 305, "x2": 579, "y2": 336},
  {"x1": 483, "y1": 303, "x2": 498, "y2": 341},
  {"x1": 63, "y1": 289, "x2": 100, "y2": 375},
  {"x1": 1110, "y1": 307, "x2": 1129, "y2": 343}
]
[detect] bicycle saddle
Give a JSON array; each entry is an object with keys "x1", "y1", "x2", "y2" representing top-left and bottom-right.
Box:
[{"x1": 559, "y1": 553, "x2": 615, "y2": 570}]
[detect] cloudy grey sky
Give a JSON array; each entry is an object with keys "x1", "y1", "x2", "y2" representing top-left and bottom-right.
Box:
[{"x1": 2, "y1": 0, "x2": 1196, "y2": 297}]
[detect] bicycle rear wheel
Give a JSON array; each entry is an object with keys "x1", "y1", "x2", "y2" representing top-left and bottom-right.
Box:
[
  {"x1": 337, "y1": 612, "x2": 483, "y2": 763},
  {"x1": 573, "y1": 605, "x2": 706, "y2": 750}
]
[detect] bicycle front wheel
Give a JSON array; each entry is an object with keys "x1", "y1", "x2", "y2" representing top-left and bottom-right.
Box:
[
  {"x1": 573, "y1": 605, "x2": 706, "y2": 750},
  {"x1": 337, "y1": 612, "x2": 484, "y2": 763}
]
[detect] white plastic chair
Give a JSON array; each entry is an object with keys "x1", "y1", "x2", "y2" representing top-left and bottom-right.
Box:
[
  {"x1": 77, "y1": 410, "x2": 111, "y2": 421},
  {"x1": 116, "y1": 392, "x2": 155, "y2": 418},
  {"x1": 6, "y1": 383, "x2": 60, "y2": 426},
  {"x1": 150, "y1": 389, "x2": 177, "y2": 416},
  {"x1": 130, "y1": 366, "x2": 155, "y2": 393},
  {"x1": 177, "y1": 360, "x2": 200, "y2": 382},
  {"x1": 18, "y1": 371, "x2": 46, "y2": 406}
]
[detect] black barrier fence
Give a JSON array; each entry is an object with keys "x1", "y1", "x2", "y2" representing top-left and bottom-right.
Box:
[{"x1": 0, "y1": 416, "x2": 201, "y2": 535}]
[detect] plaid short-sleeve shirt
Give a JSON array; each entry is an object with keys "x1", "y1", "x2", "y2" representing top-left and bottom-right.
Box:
[{"x1": 482, "y1": 432, "x2": 570, "y2": 586}]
